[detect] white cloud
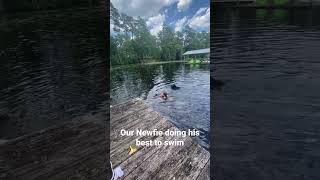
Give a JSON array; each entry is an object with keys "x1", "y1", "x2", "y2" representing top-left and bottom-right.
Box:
[
  {"x1": 111, "y1": 0, "x2": 177, "y2": 17},
  {"x1": 194, "y1": 7, "x2": 207, "y2": 17},
  {"x1": 110, "y1": 23, "x2": 115, "y2": 34},
  {"x1": 111, "y1": 0, "x2": 193, "y2": 17},
  {"x1": 111, "y1": 0, "x2": 209, "y2": 34},
  {"x1": 175, "y1": 17, "x2": 188, "y2": 32},
  {"x1": 110, "y1": 19, "x2": 124, "y2": 34},
  {"x1": 177, "y1": 0, "x2": 192, "y2": 12},
  {"x1": 146, "y1": 14, "x2": 165, "y2": 36},
  {"x1": 189, "y1": 7, "x2": 210, "y2": 31},
  {"x1": 174, "y1": 7, "x2": 210, "y2": 32}
]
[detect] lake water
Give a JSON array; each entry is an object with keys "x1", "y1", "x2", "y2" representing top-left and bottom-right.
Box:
[
  {"x1": 2, "y1": 6, "x2": 320, "y2": 179},
  {"x1": 0, "y1": 8, "x2": 108, "y2": 139},
  {"x1": 111, "y1": 63, "x2": 210, "y2": 149},
  {"x1": 212, "y1": 8, "x2": 320, "y2": 180}
]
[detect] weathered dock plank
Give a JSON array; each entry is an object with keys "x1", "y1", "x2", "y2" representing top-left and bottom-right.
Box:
[
  {"x1": 0, "y1": 114, "x2": 108, "y2": 180},
  {"x1": 117, "y1": 132, "x2": 176, "y2": 176},
  {"x1": 0, "y1": 98, "x2": 209, "y2": 180},
  {"x1": 111, "y1": 118, "x2": 172, "y2": 168},
  {"x1": 110, "y1": 99, "x2": 210, "y2": 179},
  {"x1": 197, "y1": 161, "x2": 210, "y2": 180}
]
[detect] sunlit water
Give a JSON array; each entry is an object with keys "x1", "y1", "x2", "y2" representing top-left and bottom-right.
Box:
[
  {"x1": 212, "y1": 8, "x2": 320, "y2": 180},
  {"x1": 111, "y1": 63, "x2": 210, "y2": 149},
  {"x1": 0, "y1": 8, "x2": 107, "y2": 139}
]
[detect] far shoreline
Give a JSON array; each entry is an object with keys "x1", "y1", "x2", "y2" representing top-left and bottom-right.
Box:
[
  {"x1": 111, "y1": 60, "x2": 210, "y2": 70},
  {"x1": 111, "y1": 60, "x2": 186, "y2": 70}
]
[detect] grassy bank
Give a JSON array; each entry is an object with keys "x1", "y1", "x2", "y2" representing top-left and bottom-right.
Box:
[
  {"x1": 186, "y1": 58, "x2": 210, "y2": 64},
  {"x1": 111, "y1": 60, "x2": 186, "y2": 70}
]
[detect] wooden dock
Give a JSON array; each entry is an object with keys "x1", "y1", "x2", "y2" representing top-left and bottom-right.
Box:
[
  {"x1": 0, "y1": 114, "x2": 108, "y2": 179},
  {"x1": 0, "y1": 99, "x2": 209, "y2": 179},
  {"x1": 110, "y1": 99, "x2": 210, "y2": 179}
]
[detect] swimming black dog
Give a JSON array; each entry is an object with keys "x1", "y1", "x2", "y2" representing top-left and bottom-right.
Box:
[{"x1": 170, "y1": 84, "x2": 180, "y2": 90}]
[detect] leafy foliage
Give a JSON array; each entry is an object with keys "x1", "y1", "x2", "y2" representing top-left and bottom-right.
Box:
[
  {"x1": 110, "y1": 3, "x2": 209, "y2": 66},
  {"x1": 187, "y1": 59, "x2": 202, "y2": 64}
]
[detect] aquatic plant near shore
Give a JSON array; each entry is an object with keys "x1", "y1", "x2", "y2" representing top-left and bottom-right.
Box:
[{"x1": 187, "y1": 58, "x2": 202, "y2": 64}]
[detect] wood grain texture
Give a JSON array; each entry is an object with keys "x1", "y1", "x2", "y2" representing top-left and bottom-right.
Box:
[
  {"x1": 0, "y1": 98, "x2": 209, "y2": 180},
  {"x1": 0, "y1": 114, "x2": 108, "y2": 180},
  {"x1": 110, "y1": 99, "x2": 210, "y2": 180}
]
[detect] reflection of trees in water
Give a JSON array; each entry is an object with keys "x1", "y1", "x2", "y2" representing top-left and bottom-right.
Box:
[
  {"x1": 184, "y1": 64, "x2": 209, "y2": 73},
  {"x1": 161, "y1": 63, "x2": 182, "y2": 83},
  {"x1": 111, "y1": 63, "x2": 186, "y2": 104},
  {"x1": 111, "y1": 65, "x2": 160, "y2": 103},
  {"x1": 111, "y1": 62, "x2": 210, "y2": 105},
  {"x1": 111, "y1": 63, "x2": 212, "y2": 106}
]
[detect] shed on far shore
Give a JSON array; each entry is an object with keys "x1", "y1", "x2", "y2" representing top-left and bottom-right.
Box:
[{"x1": 182, "y1": 48, "x2": 210, "y2": 61}]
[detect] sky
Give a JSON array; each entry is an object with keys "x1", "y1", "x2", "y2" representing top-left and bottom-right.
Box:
[{"x1": 111, "y1": 0, "x2": 210, "y2": 36}]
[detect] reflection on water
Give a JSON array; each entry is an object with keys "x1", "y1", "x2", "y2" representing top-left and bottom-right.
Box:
[
  {"x1": 0, "y1": 8, "x2": 107, "y2": 139},
  {"x1": 111, "y1": 63, "x2": 210, "y2": 149},
  {"x1": 212, "y1": 8, "x2": 320, "y2": 180}
]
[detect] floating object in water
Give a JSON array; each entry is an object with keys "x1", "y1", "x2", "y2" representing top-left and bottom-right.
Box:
[
  {"x1": 128, "y1": 146, "x2": 137, "y2": 155},
  {"x1": 171, "y1": 84, "x2": 180, "y2": 90},
  {"x1": 160, "y1": 92, "x2": 168, "y2": 100}
]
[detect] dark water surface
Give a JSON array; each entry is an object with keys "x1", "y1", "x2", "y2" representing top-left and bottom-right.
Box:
[
  {"x1": 111, "y1": 63, "x2": 210, "y2": 149},
  {"x1": 0, "y1": 8, "x2": 107, "y2": 139},
  {"x1": 212, "y1": 8, "x2": 320, "y2": 180}
]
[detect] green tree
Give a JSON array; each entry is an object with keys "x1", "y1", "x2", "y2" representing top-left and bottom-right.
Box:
[
  {"x1": 158, "y1": 25, "x2": 177, "y2": 61},
  {"x1": 175, "y1": 31, "x2": 184, "y2": 60},
  {"x1": 183, "y1": 26, "x2": 197, "y2": 51},
  {"x1": 110, "y1": 2, "x2": 209, "y2": 65},
  {"x1": 132, "y1": 17, "x2": 154, "y2": 61}
]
